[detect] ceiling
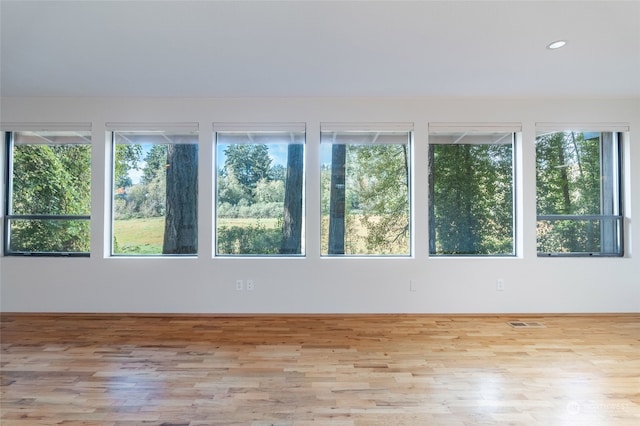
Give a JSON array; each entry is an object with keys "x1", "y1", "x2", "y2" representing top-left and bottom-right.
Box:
[{"x1": 1, "y1": 0, "x2": 639, "y2": 98}]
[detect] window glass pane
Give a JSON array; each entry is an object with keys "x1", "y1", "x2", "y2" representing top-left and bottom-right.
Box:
[
  {"x1": 321, "y1": 130, "x2": 411, "y2": 256},
  {"x1": 537, "y1": 217, "x2": 622, "y2": 255},
  {"x1": 216, "y1": 130, "x2": 305, "y2": 255},
  {"x1": 429, "y1": 132, "x2": 514, "y2": 255},
  {"x1": 536, "y1": 131, "x2": 622, "y2": 255},
  {"x1": 8, "y1": 218, "x2": 90, "y2": 253},
  {"x1": 6, "y1": 131, "x2": 91, "y2": 254},
  {"x1": 112, "y1": 131, "x2": 198, "y2": 255}
]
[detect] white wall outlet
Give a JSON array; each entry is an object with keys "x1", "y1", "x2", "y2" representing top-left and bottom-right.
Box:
[
  {"x1": 409, "y1": 280, "x2": 417, "y2": 292},
  {"x1": 246, "y1": 280, "x2": 254, "y2": 291},
  {"x1": 236, "y1": 279, "x2": 244, "y2": 291},
  {"x1": 496, "y1": 279, "x2": 505, "y2": 291}
]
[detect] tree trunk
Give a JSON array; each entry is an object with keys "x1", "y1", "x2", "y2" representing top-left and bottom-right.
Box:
[
  {"x1": 557, "y1": 140, "x2": 571, "y2": 214},
  {"x1": 280, "y1": 144, "x2": 304, "y2": 254},
  {"x1": 428, "y1": 145, "x2": 436, "y2": 254},
  {"x1": 163, "y1": 143, "x2": 198, "y2": 254},
  {"x1": 328, "y1": 144, "x2": 346, "y2": 254},
  {"x1": 461, "y1": 145, "x2": 477, "y2": 254}
]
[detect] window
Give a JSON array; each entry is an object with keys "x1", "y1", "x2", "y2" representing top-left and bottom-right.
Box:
[
  {"x1": 111, "y1": 126, "x2": 198, "y2": 255},
  {"x1": 320, "y1": 124, "x2": 412, "y2": 256},
  {"x1": 536, "y1": 128, "x2": 623, "y2": 256},
  {"x1": 4, "y1": 128, "x2": 91, "y2": 256},
  {"x1": 429, "y1": 126, "x2": 517, "y2": 256},
  {"x1": 215, "y1": 124, "x2": 305, "y2": 255}
]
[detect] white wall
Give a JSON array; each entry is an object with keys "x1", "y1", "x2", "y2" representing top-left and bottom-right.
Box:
[{"x1": 1, "y1": 96, "x2": 638, "y2": 314}]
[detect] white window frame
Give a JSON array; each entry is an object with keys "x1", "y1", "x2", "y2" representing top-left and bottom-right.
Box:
[
  {"x1": 3, "y1": 123, "x2": 92, "y2": 256},
  {"x1": 428, "y1": 123, "x2": 521, "y2": 257},
  {"x1": 535, "y1": 123, "x2": 627, "y2": 257}
]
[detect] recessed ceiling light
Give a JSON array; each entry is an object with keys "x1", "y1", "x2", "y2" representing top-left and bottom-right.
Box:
[{"x1": 547, "y1": 40, "x2": 567, "y2": 50}]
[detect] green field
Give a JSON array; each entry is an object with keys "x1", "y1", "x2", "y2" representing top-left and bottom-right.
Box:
[
  {"x1": 217, "y1": 218, "x2": 279, "y2": 228},
  {"x1": 113, "y1": 217, "x2": 165, "y2": 254},
  {"x1": 114, "y1": 215, "x2": 407, "y2": 255},
  {"x1": 113, "y1": 217, "x2": 280, "y2": 254}
]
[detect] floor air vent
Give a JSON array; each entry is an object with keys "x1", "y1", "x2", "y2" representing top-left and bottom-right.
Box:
[{"x1": 508, "y1": 321, "x2": 545, "y2": 328}]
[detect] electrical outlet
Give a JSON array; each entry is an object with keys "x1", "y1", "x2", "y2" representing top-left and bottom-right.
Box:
[
  {"x1": 236, "y1": 279, "x2": 244, "y2": 291},
  {"x1": 496, "y1": 279, "x2": 505, "y2": 291},
  {"x1": 246, "y1": 280, "x2": 254, "y2": 291},
  {"x1": 409, "y1": 280, "x2": 417, "y2": 292}
]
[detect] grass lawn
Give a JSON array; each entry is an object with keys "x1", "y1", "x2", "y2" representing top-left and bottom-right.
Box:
[
  {"x1": 217, "y1": 218, "x2": 279, "y2": 228},
  {"x1": 113, "y1": 217, "x2": 280, "y2": 254},
  {"x1": 113, "y1": 217, "x2": 165, "y2": 254},
  {"x1": 114, "y1": 215, "x2": 407, "y2": 255}
]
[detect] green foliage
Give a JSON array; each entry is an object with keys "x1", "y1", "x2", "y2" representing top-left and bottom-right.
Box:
[
  {"x1": 114, "y1": 144, "x2": 142, "y2": 189},
  {"x1": 9, "y1": 219, "x2": 90, "y2": 253},
  {"x1": 217, "y1": 202, "x2": 283, "y2": 219},
  {"x1": 269, "y1": 164, "x2": 286, "y2": 181},
  {"x1": 10, "y1": 143, "x2": 91, "y2": 252},
  {"x1": 223, "y1": 144, "x2": 272, "y2": 193},
  {"x1": 114, "y1": 173, "x2": 166, "y2": 219},
  {"x1": 112, "y1": 141, "x2": 198, "y2": 254},
  {"x1": 349, "y1": 144, "x2": 410, "y2": 254},
  {"x1": 217, "y1": 169, "x2": 252, "y2": 206},
  {"x1": 113, "y1": 151, "x2": 167, "y2": 221},
  {"x1": 142, "y1": 145, "x2": 168, "y2": 184},
  {"x1": 430, "y1": 143, "x2": 513, "y2": 255},
  {"x1": 216, "y1": 142, "x2": 303, "y2": 255},
  {"x1": 13, "y1": 144, "x2": 90, "y2": 215},
  {"x1": 255, "y1": 178, "x2": 285, "y2": 203},
  {"x1": 321, "y1": 143, "x2": 410, "y2": 255},
  {"x1": 217, "y1": 224, "x2": 282, "y2": 255},
  {"x1": 537, "y1": 219, "x2": 602, "y2": 254},
  {"x1": 536, "y1": 132, "x2": 604, "y2": 252},
  {"x1": 536, "y1": 132, "x2": 601, "y2": 215}
]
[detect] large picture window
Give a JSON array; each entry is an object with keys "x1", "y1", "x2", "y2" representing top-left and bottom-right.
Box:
[
  {"x1": 4, "y1": 128, "x2": 91, "y2": 255},
  {"x1": 215, "y1": 124, "x2": 305, "y2": 256},
  {"x1": 536, "y1": 128, "x2": 623, "y2": 256},
  {"x1": 111, "y1": 126, "x2": 198, "y2": 255},
  {"x1": 320, "y1": 124, "x2": 412, "y2": 256},
  {"x1": 428, "y1": 126, "x2": 516, "y2": 256}
]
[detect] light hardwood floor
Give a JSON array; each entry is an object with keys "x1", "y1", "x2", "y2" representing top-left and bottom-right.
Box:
[{"x1": 1, "y1": 314, "x2": 639, "y2": 425}]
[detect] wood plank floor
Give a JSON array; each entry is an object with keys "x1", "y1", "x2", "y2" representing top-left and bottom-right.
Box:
[{"x1": 1, "y1": 314, "x2": 639, "y2": 425}]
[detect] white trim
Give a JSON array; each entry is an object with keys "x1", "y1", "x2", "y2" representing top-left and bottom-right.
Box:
[
  {"x1": 213, "y1": 122, "x2": 306, "y2": 133},
  {"x1": 535, "y1": 122, "x2": 630, "y2": 133},
  {"x1": 106, "y1": 122, "x2": 199, "y2": 132},
  {"x1": 429, "y1": 122, "x2": 522, "y2": 133},
  {"x1": 113, "y1": 133, "x2": 198, "y2": 145},
  {"x1": 1, "y1": 122, "x2": 91, "y2": 132},
  {"x1": 320, "y1": 123, "x2": 413, "y2": 145},
  {"x1": 320, "y1": 132, "x2": 410, "y2": 145},
  {"x1": 429, "y1": 133, "x2": 514, "y2": 145},
  {"x1": 321, "y1": 122, "x2": 414, "y2": 133}
]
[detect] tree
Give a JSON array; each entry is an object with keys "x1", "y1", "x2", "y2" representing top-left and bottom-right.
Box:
[
  {"x1": 428, "y1": 145, "x2": 436, "y2": 254},
  {"x1": 10, "y1": 143, "x2": 91, "y2": 252},
  {"x1": 142, "y1": 145, "x2": 168, "y2": 184},
  {"x1": 217, "y1": 169, "x2": 250, "y2": 207},
  {"x1": 223, "y1": 144, "x2": 272, "y2": 196},
  {"x1": 268, "y1": 164, "x2": 286, "y2": 181},
  {"x1": 323, "y1": 140, "x2": 411, "y2": 255},
  {"x1": 430, "y1": 143, "x2": 513, "y2": 255},
  {"x1": 255, "y1": 178, "x2": 285, "y2": 203},
  {"x1": 280, "y1": 143, "x2": 304, "y2": 254},
  {"x1": 163, "y1": 143, "x2": 198, "y2": 254},
  {"x1": 328, "y1": 144, "x2": 346, "y2": 254},
  {"x1": 536, "y1": 132, "x2": 603, "y2": 252},
  {"x1": 351, "y1": 144, "x2": 410, "y2": 253},
  {"x1": 114, "y1": 144, "x2": 142, "y2": 190}
]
